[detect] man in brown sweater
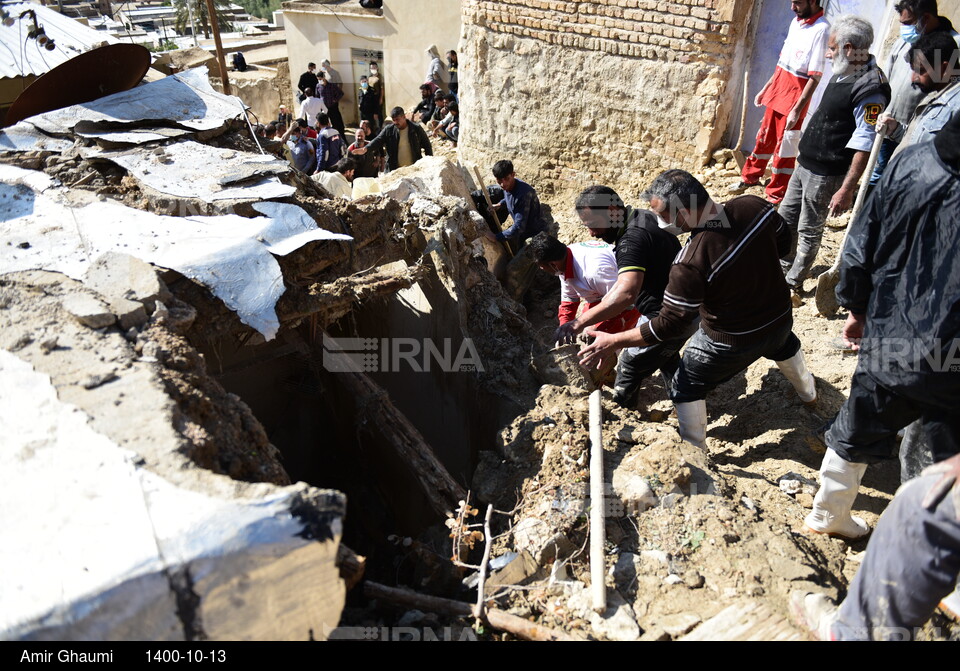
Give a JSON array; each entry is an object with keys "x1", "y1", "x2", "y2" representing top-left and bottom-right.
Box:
[{"x1": 580, "y1": 170, "x2": 818, "y2": 449}]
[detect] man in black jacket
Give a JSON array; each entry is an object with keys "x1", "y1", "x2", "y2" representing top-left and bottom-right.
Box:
[
  {"x1": 297, "y1": 62, "x2": 319, "y2": 103},
  {"x1": 352, "y1": 107, "x2": 432, "y2": 172},
  {"x1": 803, "y1": 112, "x2": 960, "y2": 539}
]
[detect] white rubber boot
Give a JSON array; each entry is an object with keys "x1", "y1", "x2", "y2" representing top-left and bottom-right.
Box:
[
  {"x1": 776, "y1": 350, "x2": 817, "y2": 406},
  {"x1": 674, "y1": 400, "x2": 707, "y2": 449},
  {"x1": 804, "y1": 449, "x2": 870, "y2": 539}
]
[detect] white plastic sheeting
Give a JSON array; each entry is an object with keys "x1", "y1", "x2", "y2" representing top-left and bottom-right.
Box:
[
  {"x1": 0, "y1": 121, "x2": 74, "y2": 154},
  {"x1": 0, "y1": 165, "x2": 351, "y2": 340},
  {"x1": 90, "y1": 140, "x2": 295, "y2": 202},
  {"x1": 26, "y1": 67, "x2": 243, "y2": 137}
]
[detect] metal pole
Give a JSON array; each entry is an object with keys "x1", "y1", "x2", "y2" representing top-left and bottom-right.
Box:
[
  {"x1": 186, "y1": 0, "x2": 199, "y2": 47},
  {"x1": 204, "y1": 0, "x2": 230, "y2": 95}
]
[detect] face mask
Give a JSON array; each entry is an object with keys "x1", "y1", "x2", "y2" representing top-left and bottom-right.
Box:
[
  {"x1": 371, "y1": 68, "x2": 378, "y2": 74},
  {"x1": 901, "y1": 23, "x2": 922, "y2": 44},
  {"x1": 361, "y1": 83, "x2": 368, "y2": 90},
  {"x1": 656, "y1": 214, "x2": 683, "y2": 236}
]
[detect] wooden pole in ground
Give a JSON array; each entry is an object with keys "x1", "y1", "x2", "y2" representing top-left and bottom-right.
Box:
[
  {"x1": 204, "y1": 0, "x2": 231, "y2": 96},
  {"x1": 589, "y1": 388, "x2": 606, "y2": 613},
  {"x1": 364, "y1": 581, "x2": 583, "y2": 641},
  {"x1": 471, "y1": 165, "x2": 514, "y2": 259}
]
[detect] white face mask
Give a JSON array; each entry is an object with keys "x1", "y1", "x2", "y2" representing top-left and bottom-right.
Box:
[{"x1": 656, "y1": 214, "x2": 683, "y2": 236}]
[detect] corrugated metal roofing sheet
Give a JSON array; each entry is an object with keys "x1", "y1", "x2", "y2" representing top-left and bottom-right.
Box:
[{"x1": 0, "y1": 2, "x2": 117, "y2": 79}]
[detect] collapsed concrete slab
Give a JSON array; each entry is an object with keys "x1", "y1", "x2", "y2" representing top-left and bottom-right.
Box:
[
  {"x1": 378, "y1": 156, "x2": 475, "y2": 205},
  {"x1": 86, "y1": 141, "x2": 295, "y2": 202},
  {"x1": 0, "y1": 272, "x2": 346, "y2": 641},
  {"x1": 0, "y1": 166, "x2": 351, "y2": 339}
]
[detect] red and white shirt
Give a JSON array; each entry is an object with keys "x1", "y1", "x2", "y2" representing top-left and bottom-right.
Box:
[
  {"x1": 557, "y1": 241, "x2": 618, "y2": 324},
  {"x1": 762, "y1": 10, "x2": 829, "y2": 115}
]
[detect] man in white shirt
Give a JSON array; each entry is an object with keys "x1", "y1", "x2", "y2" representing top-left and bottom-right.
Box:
[
  {"x1": 528, "y1": 233, "x2": 639, "y2": 336},
  {"x1": 298, "y1": 87, "x2": 326, "y2": 125}
]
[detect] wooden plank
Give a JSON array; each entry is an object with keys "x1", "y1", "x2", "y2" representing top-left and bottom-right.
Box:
[{"x1": 679, "y1": 600, "x2": 807, "y2": 641}]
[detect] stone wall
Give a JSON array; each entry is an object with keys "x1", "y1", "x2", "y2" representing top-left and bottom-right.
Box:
[{"x1": 459, "y1": 0, "x2": 754, "y2": 206}]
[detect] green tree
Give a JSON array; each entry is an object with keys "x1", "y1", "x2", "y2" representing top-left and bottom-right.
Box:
[
  {"x1": 173, "y1": 0, "x2": 233, "y2": 40},
  {"x1": 235, "y1": 0, "x2": 282, "y2": 21}
]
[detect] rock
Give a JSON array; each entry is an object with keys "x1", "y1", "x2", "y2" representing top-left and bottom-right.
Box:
[
  {"x1": 640, "y1": 626, "x2": 670, "y2": 641},
  {"x1": 379, "y1": 156, "x2": 474, "y2": 205},
  {"x1": 82, "y1": 252, "x2": 169, "y2": 314},
  {"x1": 797, "y1": 492, "x2": 815, "y2": 508},
  {"x1": 111, "y1": 296, "x2": 148, "y2": 331},
  {"x1": 684, "y1": 570, "x2": 705, "y2": 589},
  {"x1": 660, "y1": 612, "x2": 702, "y2": 637},
  {"x1": 640, "y1": 549, "x2": 669, "y2": 566},
  {"x1": 611, "y1": 552, "x2": 641, "y2": 588},
  {"x1": 486, "y1": 551, "x2": 540, "y2": 587},
  {"x1": 664, "y1": 574, "x2": 684, "y2": 585},
  {"x1": 568, "y1": 587, "x2": 640, "y2": 641},
  {"x1": 61, "y1": 293, "x2": 116, "y2": 329},
  {"x1": 610, "y1": 471, "x2": 657, "y2": 514}
]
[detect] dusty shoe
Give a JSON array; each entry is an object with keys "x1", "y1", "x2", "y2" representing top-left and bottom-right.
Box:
[{"x1": 790, "y1": 591, "x2": 838, "y2": 640}]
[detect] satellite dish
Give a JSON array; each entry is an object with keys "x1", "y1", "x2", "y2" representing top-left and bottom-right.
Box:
[{"x1": 5, "y1": 43, "x2": 151, "y2": 127}]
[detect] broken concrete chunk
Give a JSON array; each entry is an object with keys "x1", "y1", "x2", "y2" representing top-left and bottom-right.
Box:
[
  {"x1": 82, "y1": 252, "x2": 170, "y2": 314},
  {"x1": 111, "y1": 296, "x2": 148, "y2": 331},
  {"x1": 0, "y1": 351, "x2": 347, "y2": 640},
  {"x1": 61, "y1": 293, "x2": 116, "y2": 329},
  {"x1": 660, "y1": 612, "x2": 702, "y2": 638}
]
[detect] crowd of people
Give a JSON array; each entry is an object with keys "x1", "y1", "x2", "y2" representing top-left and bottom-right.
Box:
[
  {"x1": 257, "y1": 47, "x2": 461, "y2": 198},
  {"x1": 475, "y1": 0, "x2": 959, "y2": 642}
]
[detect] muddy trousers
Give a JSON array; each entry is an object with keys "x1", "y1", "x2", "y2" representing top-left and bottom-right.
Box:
[
  {"x1": 612, "y1": 338, "x2": 684, "y2": 409},
  {"x1": 777, "y1": 165, "x2": 845, "y2": 289},
  {"x1": 832, "y1": 473, "x2": 960, "y2": 641},
  {"x1": 741, "y1": 105, "x2": 806, "y2": 204},
  {"x1": 825, "y1": 369, "x2": 960, "y2": 465},
  {"x1": 667, "y1": 322, "x2": 802, "y2": 404}
]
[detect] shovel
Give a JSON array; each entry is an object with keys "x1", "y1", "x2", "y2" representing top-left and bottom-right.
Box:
[{"x1": 814, "y1": 131, "x2": 885, "y2": 316}]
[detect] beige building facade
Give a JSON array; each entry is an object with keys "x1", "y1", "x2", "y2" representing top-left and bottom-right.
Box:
[{"x1": 282, "y1": 0, "x2": 461, "y2": 127}]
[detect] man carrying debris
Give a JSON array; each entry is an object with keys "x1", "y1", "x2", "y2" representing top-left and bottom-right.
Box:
[
  {"x1": 792, "y1": 453, "x2": 960, "y2": 640},
  {"x1": 558, "y1": 186, "x2": 684, "y2": 409},
  {"x1": 801, "y1": 113, "x2": 960, "y2": 540},
  {"x1": 351, "y1": 107, "x2": 432, "y2": 172},
  {"x1": 734, "y1": 0, "x2": 828, "y2": 204},
  {"x1": 528, "y1": 232, "x2": 640, "y2": 336},
  {"x1": 579, "y1": 171, "x2": 818, "y2": 448},
  {"x1": 779, "y1": 15, "x2": 891, "y2": 292}
]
